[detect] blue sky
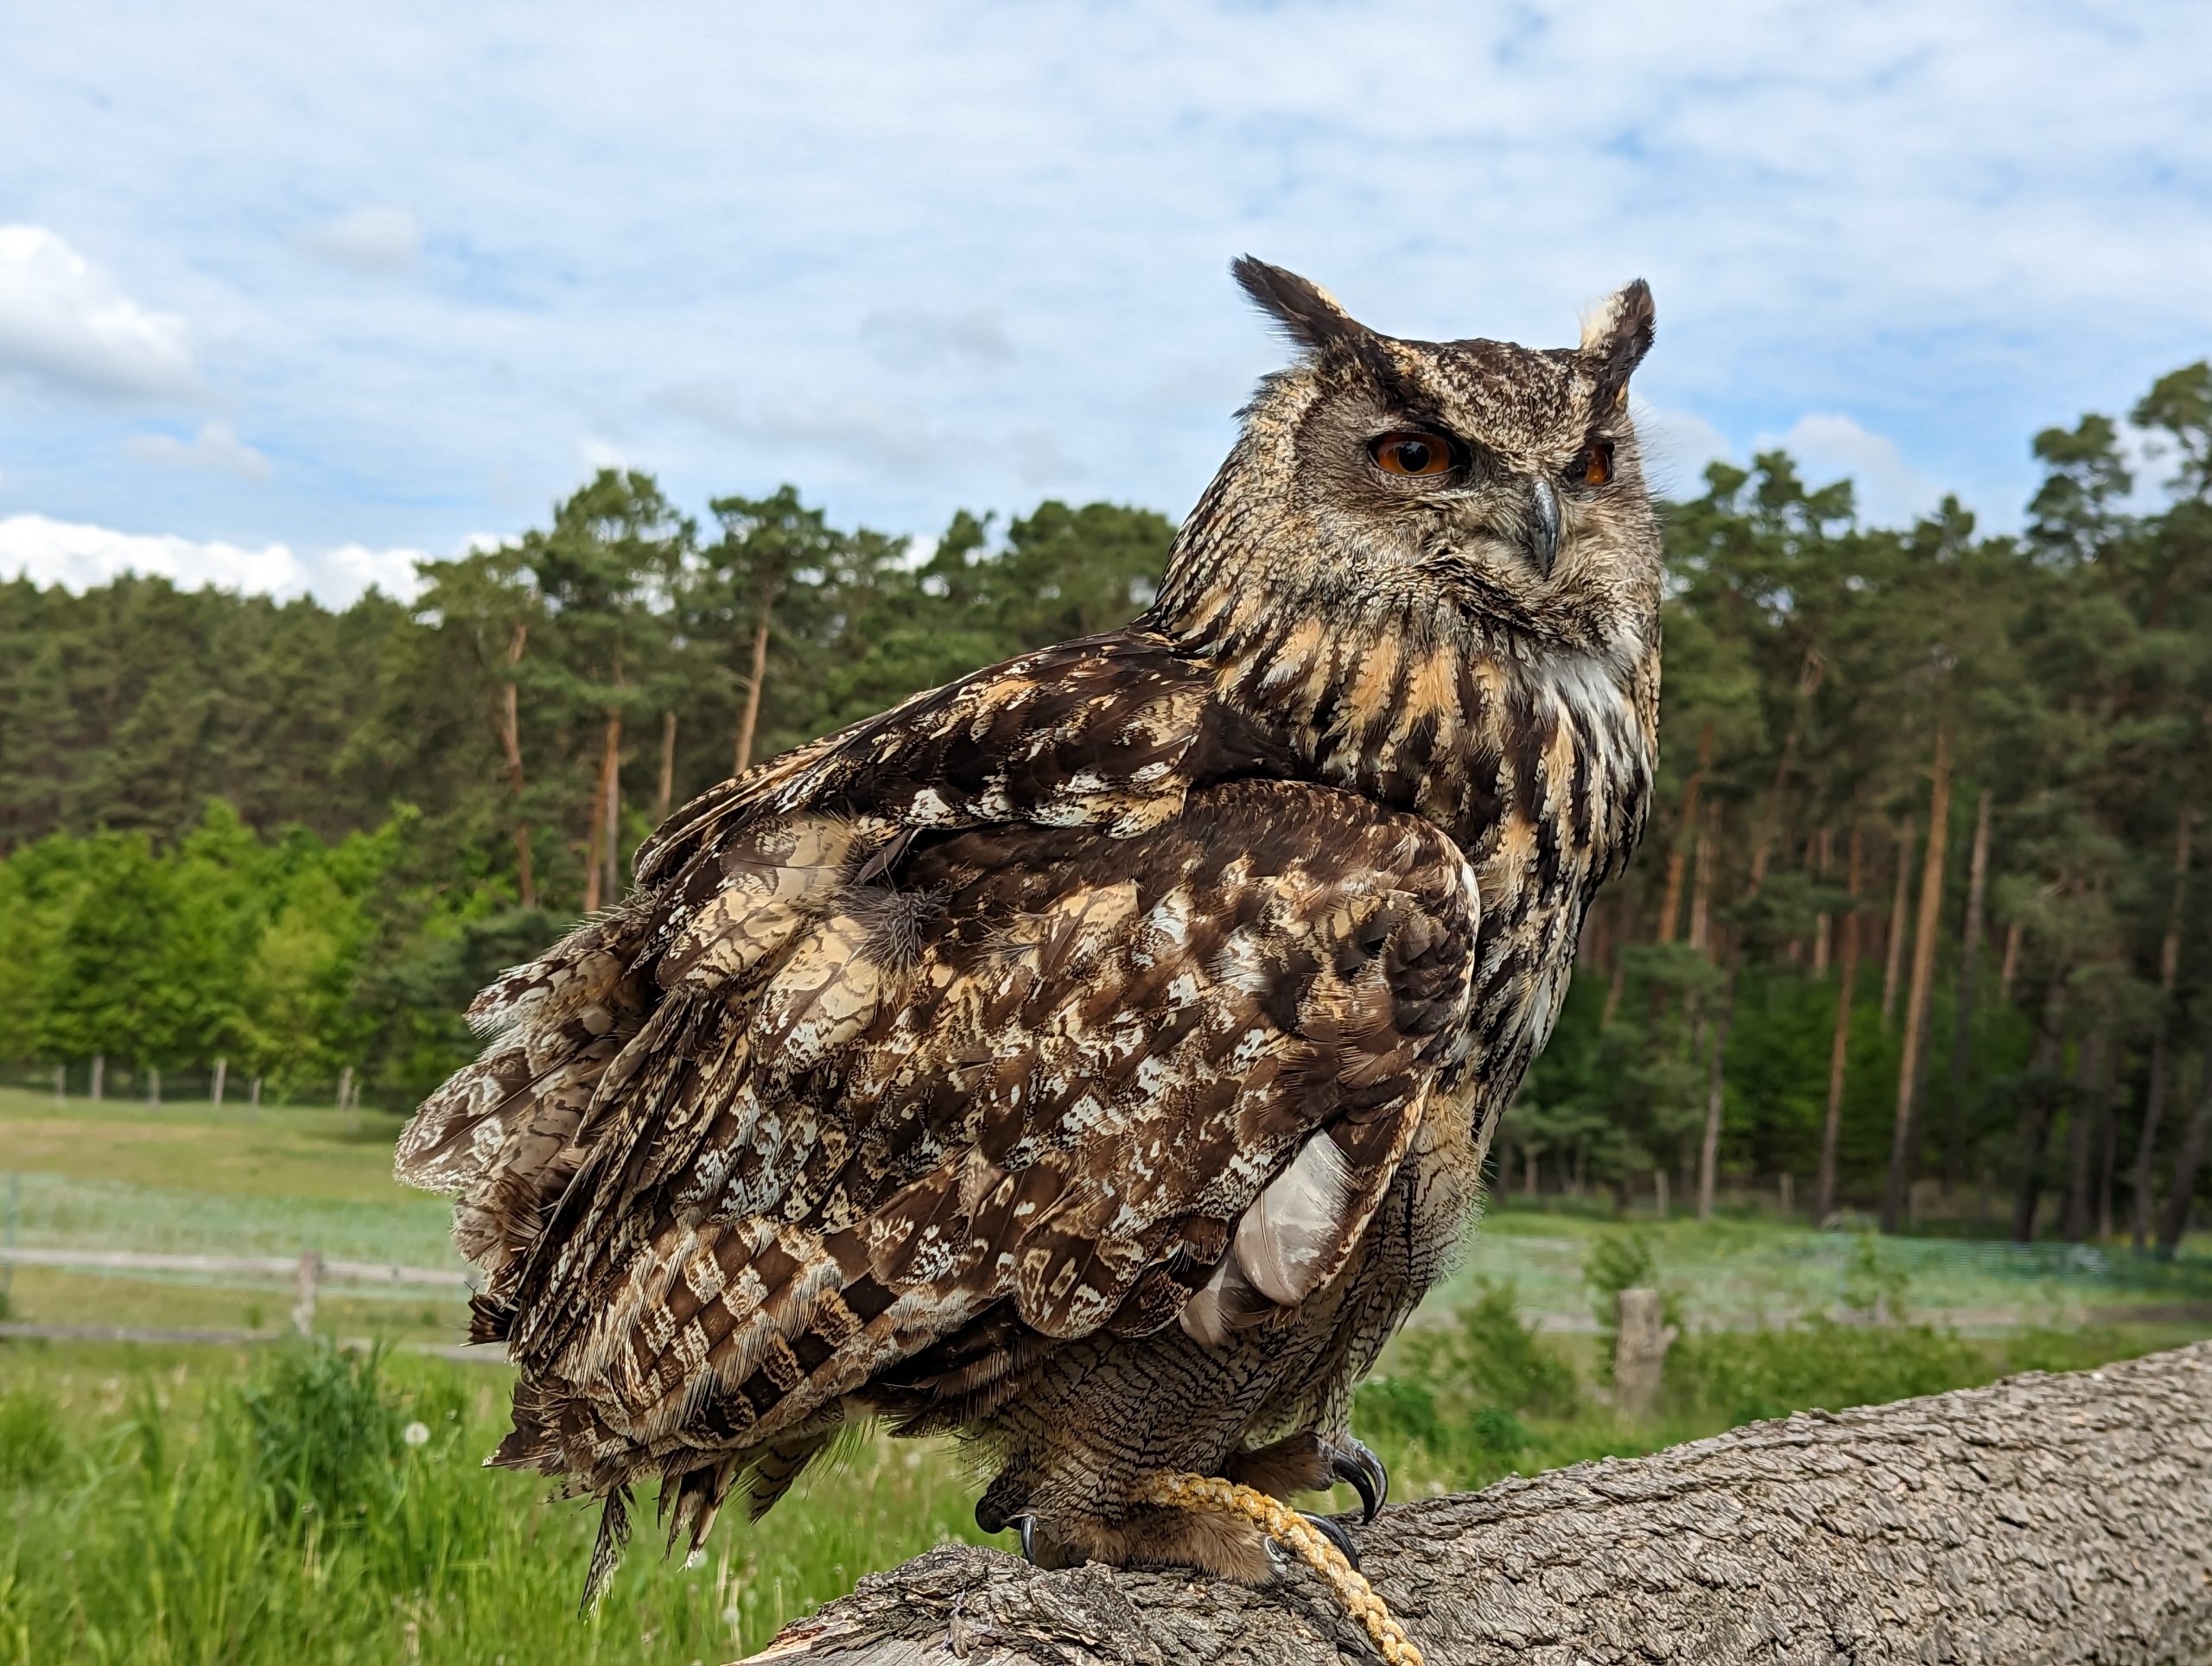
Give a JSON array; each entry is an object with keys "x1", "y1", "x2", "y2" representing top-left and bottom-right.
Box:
[{"x1": 2, "y1": 1, "x2": 2208, "y2": 603}]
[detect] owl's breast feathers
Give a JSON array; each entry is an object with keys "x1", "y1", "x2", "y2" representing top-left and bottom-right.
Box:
[{"x1": 394, "y1": 623, "x2": 1644, "y2": 1503}]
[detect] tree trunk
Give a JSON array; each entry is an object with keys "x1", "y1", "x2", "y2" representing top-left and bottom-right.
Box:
[
  {"x1": 211, "y1": 1056, "x2": 226, "y2": 1109},
  {"x1": 601, "y1": 703, "x2": 624, "y2": 907},
  {"x1": 656, "y1": 709, "x2": 679, "y2": 822},
  {"x1": 1687, "y1": 804, "x2": 1716, "y2": 955},
  {"x1": 1810, "y1": 825, "x2": 1834, "y2": 976},
  {"x1": 1745, "y1": 652, "x2": 1822, "y2": 899},
  {"x1": 1999, "y1": 918, "x2": 2023, "y2": 1002},
  {"x1": 734, "y1": 590, "x2": 776, "y2": 778},
  {"x1": 1882, "y1": 722, "x2": 1952, "y2": 1233},
  {"x1": 2097, "y1": 1054, "x2": 2122, "y2": 1242},
  {"x1": 1943, "y1": 786, "x2": 1993, "y2": 1190},
  {"x1": 493, "y1": 621, "x2": 536, "y2": 911},
  {"x1": 2062, "y1": 1031, "x2": 2107, "y2": 1243},
  {"x1": 2159, "y1": 1043, "x2": 2212, "y2": 1256},
  {"x1": 1814, "y1": 823, "x2": 1865, "y2": 1226},
  {"x1": 1654, "y1": 720, "x2": 1713, "y2": 945},
  {"x1": 1599, "y1": 887, "x2": 1632, "y2": 1031},
  {"x1": 746, "y1": 1344, "x2": 2212, "y2": 1666},
  {"x1": 90, "y1": 1052, "x2": 104, "y2": 1102},
  {"x1": 1696, "y1": 968, "x2": 1737, "y2": 1223},
  {"x1": 2012, "y1": 977, "x2": 2070, "y2": 1243},
  {"x1": 2133, "y1": 809, "x2": 2194, "y2": 1249},
  {"x1": 1878, "y1": 821, "x2": 1914, "y2": 1028}
]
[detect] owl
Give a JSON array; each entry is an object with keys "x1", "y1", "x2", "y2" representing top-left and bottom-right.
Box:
[{"x1": 395, "y1": 258, "x2": 1661, "y2": 1596}]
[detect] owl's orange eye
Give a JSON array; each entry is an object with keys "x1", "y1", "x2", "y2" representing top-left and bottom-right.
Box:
[
  {"x1": 1370, "y1": 432, "x2": 1453, "y2": 477},
  {"x1": 1574, "y1": 442, "x2": 1615, "y2": 487}
]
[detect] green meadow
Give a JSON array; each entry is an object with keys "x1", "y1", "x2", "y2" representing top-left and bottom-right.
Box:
[{"x1": 3, "y1": 1085, "x2": 2208, "y2": 1664}]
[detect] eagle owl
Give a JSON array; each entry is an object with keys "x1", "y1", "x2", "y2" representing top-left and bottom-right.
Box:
[{"x1": 397, "y1": 259, "x2": 1660, "y2": 1593}]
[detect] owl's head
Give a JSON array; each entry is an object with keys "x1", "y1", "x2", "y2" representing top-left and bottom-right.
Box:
[{"x1": 1160, "y1": 258, "x2": 1661, "y2": 663}]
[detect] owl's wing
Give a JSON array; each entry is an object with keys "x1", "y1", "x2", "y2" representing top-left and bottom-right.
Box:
[{"x1": 396, "y1": 630, "x2": 1476, "y2": 1517}]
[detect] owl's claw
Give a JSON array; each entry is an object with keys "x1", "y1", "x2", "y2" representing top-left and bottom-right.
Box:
[
  {"x1": 1300, "y1": 1510, "x2": 1361, "y2": 1571},
  {"x1": 1013, "y1": 1514, "x2": 1038, "y2": 1565},
  {"x1": 1327, "y1": 1436, "x2": 1389, "y2": 1523}
]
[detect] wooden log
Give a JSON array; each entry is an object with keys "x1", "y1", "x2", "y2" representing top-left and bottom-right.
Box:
[
  {"x1": 742, "y1": 1343, "x2": 2212, "y2": 1666},
  {"x1": 1610, "y1": 1287, "x2": 1675, "y2": 1421}
]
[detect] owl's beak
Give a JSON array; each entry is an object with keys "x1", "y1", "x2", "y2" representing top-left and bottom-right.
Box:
[{"x1": 1525, "y1": 478, "x2": 1560, "y2": 578}]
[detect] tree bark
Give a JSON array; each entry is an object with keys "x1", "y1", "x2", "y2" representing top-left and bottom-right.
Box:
[
  {"x1": 1878, "y1": 821, "x2": 1913, "y2": 1028},
  {"x1": 1998, "y1": 919, "x2": 2022, "y2": 1002},
  {"x1": 1654, "y1": 721, "x2": 1713, "y2": 945},
  {"x1": 743, "y1": 1343, "x2": 2212, "y2": 1666},
  {"x1": 1813, "y1": 823, "x2": 1865, "y2": 1226},
  {"x1": 1943, "y1": 787, "x2": 1993, "y2": 1190},
  {"x1": 2159, "y1": 1043, "x2": 2212, "y2": 1256},
  {"x1": 1883, "y1": 722, "x2": 1952, "y2": 1232},
  {"x1": 1809, "y1": 825, "x2": 1833, "y2": 976},
  {"x1": 2133, "y1": 809, "x2": 2193, "y2": 1248},
  {"x1": 1695, "y1": 967, "x2": 1736, "y2": 1222},
  {"x1": 734, "y1": 587, "x2": 776, "y2": 777},
  {"x1": 1686, "y1": 804, "x2": 1716, "y2": 956}
]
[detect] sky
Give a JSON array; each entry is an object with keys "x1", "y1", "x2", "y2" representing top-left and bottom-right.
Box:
[{"x1": 1, "y1": 1, "x2": 2208, "y2": 606}]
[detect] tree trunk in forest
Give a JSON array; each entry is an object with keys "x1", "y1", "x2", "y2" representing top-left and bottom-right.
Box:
[
  {"x1": 745, "y1": 1344, "x2": 2212, "y2": 1666},
  {"x1": 601, "y1": 704, "x2": 624, "y2": 907},
  {"x1": 1943, "y1": 787, "x2": 1993, "y2": 1190},
  {"x1": 1814, "y1": 823, "x2": 1866, "y2": 1226},
  {"x1": 1696, "y1": 969, "x2": 1737, "y2": 1223},
  {"x1": 1882, "y1": 723, "x2": 1952, "y2": 1233},
  {"x1": 2012, "y1": 977, "x2": 2071, "y2": 1243},
  {"x1": 2052, "y1": 1035, "x2": 2106, "y2": 1238},
  {"x1": 2159, "y1": 1045, "x2": 2212, "y2": 1256},
  {"x1": 1746, "y1": 652, "x2": 1822, "y2": 899},
  {"x1": 211, "y1": 1056, "x2": 226, "y2": 1108},
  {"x1": 1810, "y1": 826, "x2": 1834, "y2": 976},
  {"x1": 493, "y1": 621, "x2": 536, "y2": 912},
  {"x1": 2097, "y1": 1057, "x2": 2121, "y2": 1242},
  {"x1": 733, "y1": 588, "x2": 776, "y2": 778},
  {"x1": 1879, "y1": 822, "x2": 1913, "y2": 1027},
  {"x1": 1687, "y1": 804, "x2": 1716, "y2": 955},
  {"x1": 2133, "y1": 809, "x2": 2194, "y2": 1249},
  {"x1": 1654, "y1": 721, "x2": 1713, "y2": 945},
  {"x1": 1599, "y1": 887, "x2": 1632, "y2": 1030},
  {"x1": 1999, "y1": 918, "x2": 2023, "y2": 1002},
  {"x1": 656, "y1": 709, "x2": 678, "y2": 822}
]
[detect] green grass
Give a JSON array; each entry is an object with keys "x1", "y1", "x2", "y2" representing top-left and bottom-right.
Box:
[
  {"x1": 0, "y1": 1340, "x2": 983, "y2": 1664},
  {"x1": 4, "y1": 1080, "x2": 2211, "y2": 1663}
]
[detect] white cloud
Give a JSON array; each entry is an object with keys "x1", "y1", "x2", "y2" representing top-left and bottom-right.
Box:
[
  {"x1": 0, "y1": 225, "x2": 196, "y2": 400},
  {"x1": 0, "y1": 512, "x2": 428, "y2": 605},
  {"x1": 1632, "y1": 400, "x2": 1735, "y2": 501},
  {"x1": 1764, "y1": 413, "x2": 1946, "y2": 528},
  {"x1": 859, "y1": 307, "x2": 1014, "y2": 372},
  {"x1": 125, "y1": 420, "x2": 271, "y2": 480},
  {"x1": 293, "y1": 206, "x2": 421, "y2": 273}
]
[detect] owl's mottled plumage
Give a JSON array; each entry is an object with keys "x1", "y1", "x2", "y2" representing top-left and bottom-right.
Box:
[{"x1": 397, "y1": 259, "x2": 1661, "y2": 1593}]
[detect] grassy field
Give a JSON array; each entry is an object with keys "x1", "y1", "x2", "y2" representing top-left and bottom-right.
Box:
[{"x1": 3, "y1": 1083, "x2": 2210, "y2": 1663}]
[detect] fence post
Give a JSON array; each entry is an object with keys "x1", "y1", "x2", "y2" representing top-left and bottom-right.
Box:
[
  {"x1": 90, "y1": 1053, "x2": 104, "y2": 1102},
  {"x1": 291, "y1": 1249, "x2": 324, "y2": 1337},
  {"x1": 337, "y1": 1065, "x2": 353, "y2": 1112},
  {"x1": 212, "y1": 1057, "x2": 226, "y2": 1109},
  {"x1": 1615, "y1": 1287, "x2": 1676, "y2": 1421},
  {"x1": 148, "y1": 1065, "x2": 162, "y2": 1108},
  {"x1": 53, "y1": 1063, "x2": 65, "y2": 1104}
]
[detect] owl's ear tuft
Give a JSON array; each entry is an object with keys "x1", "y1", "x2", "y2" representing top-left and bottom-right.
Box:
[
  {"x1": 1580, "y1": 279, "x2": 1656, "y2": 407},
  {"x1": 1232, "y1": 257, "x2": 1366, "y2": 353}
]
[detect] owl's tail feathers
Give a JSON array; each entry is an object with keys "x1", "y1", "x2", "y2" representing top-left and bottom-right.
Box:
[{"x1": 580, "y1": 1485, "x2": 633, "y2": 1615}]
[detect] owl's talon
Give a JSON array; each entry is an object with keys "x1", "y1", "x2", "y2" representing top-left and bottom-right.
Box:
[
  {"x1": 1300, "y1": 1510, "x2": 1361, "y2": 1571},
  {"x1": 1328, "y1": 1437, "x2": 1389, "y2": 1523},
  {"x1": 1014, "y1": 1515, "x2": 1038, "y2": 1565}
]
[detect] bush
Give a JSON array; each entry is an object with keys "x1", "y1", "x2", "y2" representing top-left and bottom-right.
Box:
[{"x1": 1668, "y1": 1317, "x2": 1981, "y2": 1424}]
